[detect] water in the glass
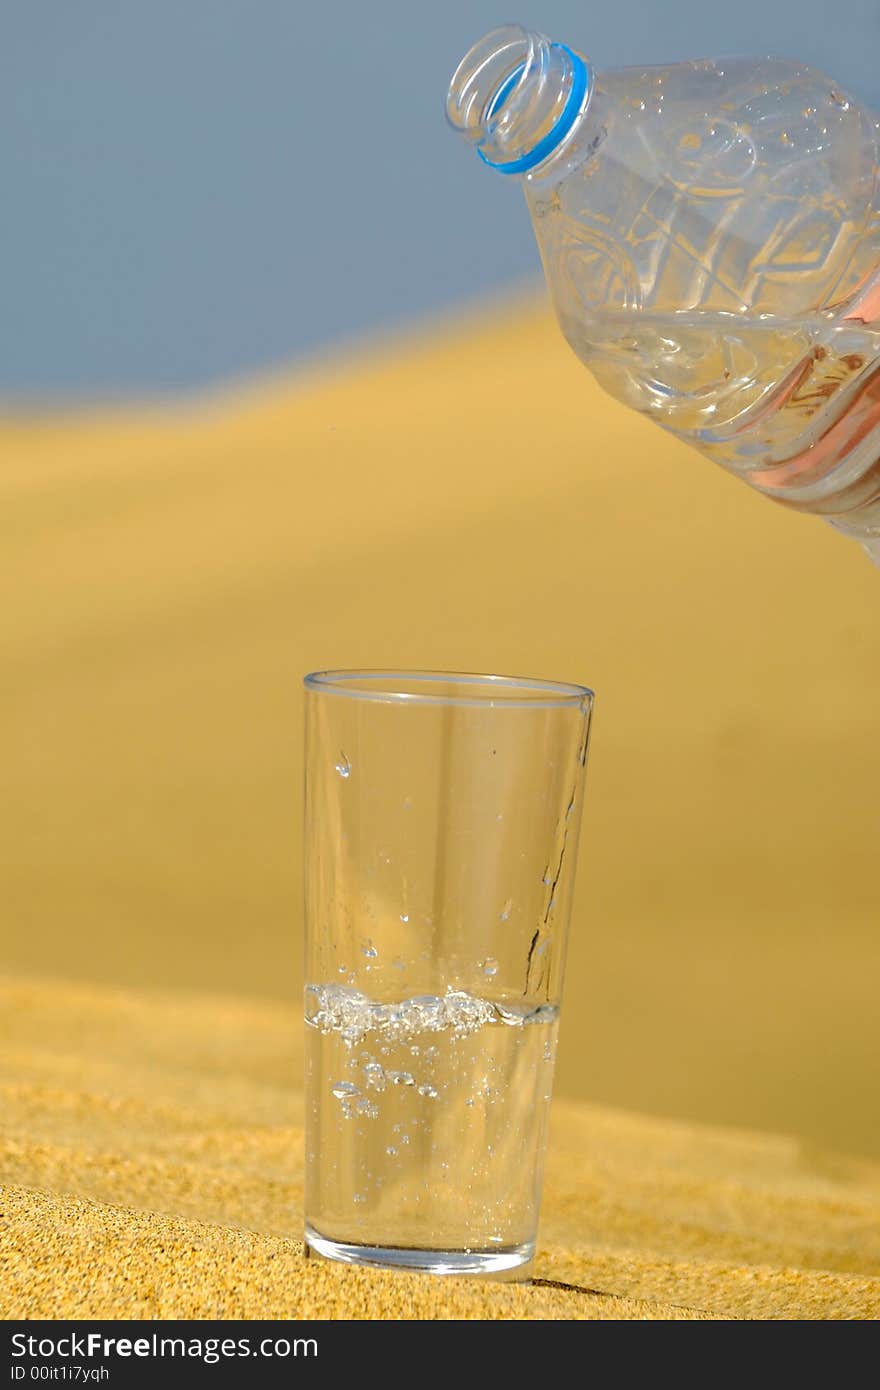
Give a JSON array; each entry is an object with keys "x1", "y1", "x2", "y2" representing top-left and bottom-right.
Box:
[{"x1": 305, "y1": 983, "x2": 559, "y2": 1267}]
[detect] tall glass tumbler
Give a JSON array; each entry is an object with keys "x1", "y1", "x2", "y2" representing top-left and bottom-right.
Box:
[{"x1": 303, "y1": 670, "x2": 594, "y2": 1277}]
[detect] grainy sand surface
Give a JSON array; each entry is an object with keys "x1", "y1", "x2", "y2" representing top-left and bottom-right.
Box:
[
  {"x1": 2, "y1": 299, "x2": 878, "y2": 1319},
  {"x1": 2, "y1": 976, "x2": 877, "y2": 1320}
]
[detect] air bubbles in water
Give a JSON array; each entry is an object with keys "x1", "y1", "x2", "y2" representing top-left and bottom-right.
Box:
[
  {"x1": 361, "y1": 940, "x2": 378, "y2": 959},
  {"x1": 307, "y1": 983, "x2": 546, "y2": 1047},
  {"x1": 334, "y1": 753, "x2": 352, "y2": 779},
  {"x1": 495, "y1": 1003, "x2": 525, "y2": 1027},
  {"x1": 363, "y1": 1061, "x2": 386, "y2": 1092},
  {"x1": 304, "y1": 985, "x2": 320, "y2": 1025},
  {"x1": 331, "y1": 1080, "x2": 360, "y2": 1101}
]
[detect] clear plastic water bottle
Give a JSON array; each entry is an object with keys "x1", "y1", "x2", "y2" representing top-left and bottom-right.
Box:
[{"x1": 447, "y1": 25, "x2": 880, "y2": 560}]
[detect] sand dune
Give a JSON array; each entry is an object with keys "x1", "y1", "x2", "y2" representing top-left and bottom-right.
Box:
[
  {"x1": 2, "y1": 299, "x2": 878, "y2": 1158},
  {"x1": 1, "y1": 975, "x2": 877, "y2": 1319},
  {"x1": 2, "y1": 299, "x2": 879, "y2": 1317}
]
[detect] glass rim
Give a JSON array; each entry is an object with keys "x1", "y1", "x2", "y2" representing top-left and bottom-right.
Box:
[{"x1": 303, "y1": 668, "x2": 594, "y2": 709}]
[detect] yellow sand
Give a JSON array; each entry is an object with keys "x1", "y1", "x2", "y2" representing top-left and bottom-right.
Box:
[
  {"x1": 1, "y1": 299, "x2": 878, "y2": 1317},
  {"x1": 1, "y1": 297, "x2": 877, "y2": 1160},
  {"x1": 1, "y1": 975, "x2": 878, "y2": 1319}
]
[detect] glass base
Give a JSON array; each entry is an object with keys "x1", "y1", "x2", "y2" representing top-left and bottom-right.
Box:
[{"x1": 304, "y1": 1223, "x2": 535, "y2": 1279}]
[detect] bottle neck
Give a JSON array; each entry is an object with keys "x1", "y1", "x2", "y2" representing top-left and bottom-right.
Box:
[{"x1": 446, "y1": 25, "x2": 592, "y2": 177}]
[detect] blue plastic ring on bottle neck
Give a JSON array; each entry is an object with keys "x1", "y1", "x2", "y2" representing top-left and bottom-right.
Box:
[{"x1": 478, "y1": 43, "x2": 591, "y2": 176}]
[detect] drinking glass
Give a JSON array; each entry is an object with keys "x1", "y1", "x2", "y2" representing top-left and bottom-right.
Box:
[{"x1": 303, "y1": 669, "x2": 594, "y2": 1276}]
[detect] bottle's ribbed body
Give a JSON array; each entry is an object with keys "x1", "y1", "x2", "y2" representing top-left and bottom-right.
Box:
[{"x1": 448, "y1": 30, "x2": 880, "y2": 559}]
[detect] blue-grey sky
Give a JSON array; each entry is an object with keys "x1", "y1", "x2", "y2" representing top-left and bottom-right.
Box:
[{"x1": 3, "y1": 1, "x2": 878, "y2": 398}]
